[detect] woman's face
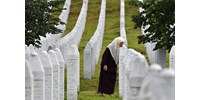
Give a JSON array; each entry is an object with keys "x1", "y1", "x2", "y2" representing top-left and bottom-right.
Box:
[{"x1": 119, "y1": 42, "x2": 124, "y2": 47}]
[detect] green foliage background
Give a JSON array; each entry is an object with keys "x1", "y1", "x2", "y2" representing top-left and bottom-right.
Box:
[
  {"x1": 130, "y1": 0, "x2": 175, "y2": 51},
  {"x1": 25, "y1": 0, "x2": 64, "y2": 47}
]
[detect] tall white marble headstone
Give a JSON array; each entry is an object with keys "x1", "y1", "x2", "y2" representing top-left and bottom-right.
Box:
[
  {"x1": 48, "y1": 50, "x2": 60, "y2": 100},
  {"x1": 66, "y1": 45, "x2": 79, "y2": 100},
  {"x1": 25, "y1": 61, "x2": 34, "y2": 100},
  {"x1": 150, "y1": 69, "x2": 175, "y2": 100},
  {"x1": 25, "y1": 45, "x2": 30, "y2": 60},
  {"x1": 84, "y1": 43, "x2": 92, "y2": 79},
  {"x1": 123, "y1": 49, "x2": 139, "y2": 100},
  {"x1": 138, "y1": 64, "x2": 162, "y2": 100},
  {"x1": 170, "y1": 46, "x2": 175, "y2": 69},
  {"x1": 145, "y1": 43, "x2": 166, "y2": 68},
  {"x1": 29, "y1": 44, "x2": 36, "y2": 53},
  {"x1": 27, "y1": 52, "x2": 45, "y2": 100},
  {"x1": 119, "y1": 45, "x2": 127, "y2": 97},
  {"x1": 55, "y1": 48, "x2": 65, "y2": 100},
  {"x1": 155, "y1": 48, "x2": 166, "y2": 68},
  {"x1": 38, "y1": 51, "x2": 53, "y2": 100},
  {"x1": 126, "y1": 53, "x2": 148, "y2": 100}
]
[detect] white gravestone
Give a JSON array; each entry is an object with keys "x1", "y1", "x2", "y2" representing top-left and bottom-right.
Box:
[
  {"x1": 170, "y1": 46, "x2": 175, "y2": 69},
  {"x1": 25, "y1": 61, "x2": 34, "y2": 100},
  {"x1": 29, "y1": 44, "x2": 36, "y2": 53},
  {"x1": 138, "y1": 64, "x2": 162, "y2": 100},
  {"x1": 91, "y1": 41, "x2": 96, "y2": 77},
  {"x1": 55, "y1": 48, "x2": 65, "y2": 100},
  {"x1": 84, "y1": 43, "x2": 92, "y2": 79},
  {"x1": 25, "y1": 45, "x2": 30, "y2": 60},
  {"x1": 66, "y1": 45, "x2": 80, "y2": 100},
  {"x1": 120, "y1": 0, "x2": 128, "y2": 46},
  {"x1": 27, "y1": 52, "x2": 45, "y2": 100},
  {"x1": 145, "y1": 43, "x2": 166, "y2": 68},
  {"x1": 48, "y1": 50, "x2": 60, "y2": 100},
  {"x1": 126, "y1": 52, "x2": 148, "y2": 100},
  {"x1": 119, "y1": 45, "x2": 127, "y2": 97},
  {"x1": 123, "y1": 49, "x2": 139, "y2": 100},
  {"x1": 154, "y1": 48, "x2": 166, "y2": 68},
  {"x1": 38, "y1": 51, "x2": 53, "y2": 100},
  {"x1": 150, "y1": 69, "x2": 175, "y2": 100}
]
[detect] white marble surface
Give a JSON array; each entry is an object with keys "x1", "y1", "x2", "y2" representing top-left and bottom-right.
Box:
[
  {"x1": 27, "y1": 52, "x2": 45, "y2": 100},
  {"x1": 28, "y1": 44, "x2": 36, "y2": 53},
  {"x1": 122, "y1": 48, "x2": 149, "y2": 100},
  {"x1": 25, "y1": 45, "x2": 30, "y2": 60},
  {"x1": 120, "y1": 0, "x2": 128, "y2": 46},
  {"x1": 55, "y1": 48, "x2": 65, "y2": 100},
  {"x1": 84, "y1": 44, "x2": 92, "y2": 79},
  {"x1": 119, "y1": 45, "x2": 127, "y2": 97},
  {"x1": 138, "y1": 64, "x2": 162, "y2": 100},
  {"x1": 25, "y1": 61, "x2": 34, "y2": 100},
  {"x1": 151, "y1": 69, "x2": 175, "y2": 100},
  {"x1": 170, "y1": 46, "x2": 175, "y2": 69},
  {"x1": 38, "y1": 51, "x2": 53, "y2": 100},
  {"x1": 66, "y1": 45, "x2": 80, "y2": 100},
  {"x1": 48, "y1": 50, "x2": 60, "y2": 100}
]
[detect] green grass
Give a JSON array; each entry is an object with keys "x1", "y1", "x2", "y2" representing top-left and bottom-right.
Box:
[
  {"x1": 63, "y1": 0, "x2": 169, "y2": 100},
  {"x1": 52, "y1": 1, "x2": 65, "y2": 18}
]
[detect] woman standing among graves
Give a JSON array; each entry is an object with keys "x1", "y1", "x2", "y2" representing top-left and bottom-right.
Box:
[{"x1": 97, "y1": 37, "x2": 125, "y2": 95}]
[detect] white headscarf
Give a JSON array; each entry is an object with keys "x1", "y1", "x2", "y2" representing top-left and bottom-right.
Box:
[{"x1": 107, "y1": 37, "x2": 125, "y2": 64}]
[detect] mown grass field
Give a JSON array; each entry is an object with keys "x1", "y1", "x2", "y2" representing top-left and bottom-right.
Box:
[{"x1": 62, "y1": 0, "x2": 169, "y2": 99}]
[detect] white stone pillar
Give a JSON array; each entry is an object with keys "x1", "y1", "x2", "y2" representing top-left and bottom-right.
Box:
[
  {"x1": 138, "y1": 64, "x2": 162, "y2": 100},
  {"x1": 25, "y1": 61, "x2": 34, "y2": 100},
  {"x1": 28, "y1": 44, "x2": 36, "y2": 53},
  {"x1": 170, "y1": 46, "x2": 175, "y2": 69},
  {"x1": 84, "y1": 43, "x2": 92, "y2": 79},
  {"x1": 38, "y1": 51, "x2": 53, "y2": 100},
  {"x1": 151, "y1": 69, "x2": 175, "y2": 100},
  {"x1": 119, "y1": 45, "x2": 127, "y2": 97},
  {"x1": 145, "y1": 43, "x2": 166, "y2": 68},
  {"x1": 123, "y1": 49, "x2": 135, "y2": 100},
  {"x1": 66, "y1": 45, "x2": 79, "y2": 100},
  {"x1": 27, "y1": 52, "x2": 45, "y2": 100},
  {"x1": 25, "y1": 45, "x2": 30, "y2": 60},
  {"x1": 55, "y1": 48, "x2": 65, "y2": 100},
  {"x1": 48, "y1": 50, "x2": 60, "y2": 100},
  {"x1": 155, "y1": 48, "x2": 166, "y2": 68},
  {"x1": 127, "y1": 54, "x2": 148, "y2": 100}
]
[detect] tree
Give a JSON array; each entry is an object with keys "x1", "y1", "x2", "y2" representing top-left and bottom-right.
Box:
[
  {"x1": 130, "y1": 0, "x2": 175, "y2": 51},
  {"x1": 25, "y1": 0, "x2": 65, "y2": 47}
]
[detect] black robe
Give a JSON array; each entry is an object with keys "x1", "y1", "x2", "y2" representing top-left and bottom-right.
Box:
[{"x1": 98, "y1": 47, "x2": 117, "y2": 94}]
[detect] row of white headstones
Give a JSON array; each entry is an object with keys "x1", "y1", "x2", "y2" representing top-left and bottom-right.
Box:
[
  {"x1": 26, "y1": 44, "x2": 80, "y2": 100},
  {"x1": 26, "y1": 47, "x2": 65, "y2": 100},
  {"x1": 83, "y1": 0, "x2": 106, "y2": 79},
  {"x1": 58, "y1": 1, "x2": 88, "y2": 99},
  {"x1": 119, "y1": 45, "x2": 175, "y2": 100},
  {"x1": 118, "y1": 0, "x2": 175, "y2": 99},
  {"x1": 25, "y1": 0, "x2": 89, "y2": 100}
]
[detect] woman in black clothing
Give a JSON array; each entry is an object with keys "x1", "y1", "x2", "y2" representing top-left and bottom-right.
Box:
[{"x1": 97, "y1": 37, "x2": 125, "y2": 95}]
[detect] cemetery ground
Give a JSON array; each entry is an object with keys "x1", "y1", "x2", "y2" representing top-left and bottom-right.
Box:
[{"x1": 62, "y1": 0, "x2": 169, "y2": 99}]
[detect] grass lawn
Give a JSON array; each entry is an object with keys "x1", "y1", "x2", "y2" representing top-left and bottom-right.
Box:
[{"x1": 63, "y1": 0, "x2": 169, "y2": 100}]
